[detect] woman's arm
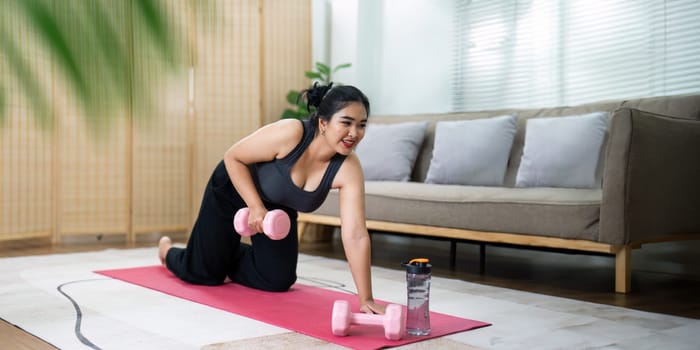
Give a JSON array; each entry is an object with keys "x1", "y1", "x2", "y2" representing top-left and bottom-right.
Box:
[
  {"x1": 223, "y1": 119, "x2": 302, "y2": 233},
  {"x1": 334, "y1": 154, "x2": 386, "y2": 314}
]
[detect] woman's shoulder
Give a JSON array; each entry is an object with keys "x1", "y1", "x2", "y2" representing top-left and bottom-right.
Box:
[
  {"x1": 334, "y1": 152, "x2": 364, "y2": 188},
  {"x1": 269, "y1": 118, "x2": 304, "y2": 131},
  {"x1": 262, "y1": 118, "x2": 304, "y2": 141}
]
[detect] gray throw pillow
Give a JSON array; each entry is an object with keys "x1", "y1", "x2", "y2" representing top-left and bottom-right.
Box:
[
  {"x1": 515, "y1": 112, "x2": 609, "y2": 188},
  {"x1": 425, "y1": 115, "x2": 518, "y2": 186},
  {"x1": 355, "y1": 121, "x2": 428, "y2": 181}
]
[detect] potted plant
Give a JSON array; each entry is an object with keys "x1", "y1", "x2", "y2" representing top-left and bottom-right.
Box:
[{"x1": 281, "y1": 62, "x2": 351, "y2": 119}]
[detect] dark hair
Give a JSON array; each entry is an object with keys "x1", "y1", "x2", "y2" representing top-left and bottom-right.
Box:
[{"x1": 302, "y1": 82, "x2": 370, "y2": 134}]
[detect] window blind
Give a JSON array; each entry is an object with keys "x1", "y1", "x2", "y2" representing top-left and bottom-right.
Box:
[{"x1": 451, "y1": 0, "x2": 700, "y2": 112}]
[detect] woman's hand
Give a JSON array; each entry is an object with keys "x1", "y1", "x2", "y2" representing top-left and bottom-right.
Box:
[
  {"x1": 248, "y1": 206, "x2": 268, "y2": 234},
  {"x1": 360, "y1": 300, "x2": 387, "y2": 314}
]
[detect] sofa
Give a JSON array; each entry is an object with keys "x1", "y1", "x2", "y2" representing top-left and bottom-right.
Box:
[{"x1": 297, "y1": 93, "x2": 700, "y2": 293}]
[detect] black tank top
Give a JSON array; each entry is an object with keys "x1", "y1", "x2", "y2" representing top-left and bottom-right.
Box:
[{"x1": 250, "y1": 119, "x2": 347, "y2": 213}]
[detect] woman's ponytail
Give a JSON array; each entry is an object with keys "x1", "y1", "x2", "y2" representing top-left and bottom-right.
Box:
[
  {"x1": 300, "y1": 82, "x2": 369, "y2": 135},
  {"x1": 302, "y1": 82, "x2": 334, "y2": 132},
  {"x1": 305, "y1": 82, "x2": 333, "y2": 111}
]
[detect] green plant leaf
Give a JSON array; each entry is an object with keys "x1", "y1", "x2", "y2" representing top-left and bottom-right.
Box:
[
  {"x1": 286, "y1": 90, "x2": 301, "y2": 105},
  {"x1": 87, "y1": 1, "x2": 130, "y2": 103},
  {"x1": 19, "y1": 0, "x2": 90, "y2": 103},
  {"x1": 133, "y1": 0, "x2": 177, "y2": 67},
  {"x1": 281, "y1": 108, "x2": 309, "y2": 120},
  {"x1": 280, "y1": 61, "x2": 352, "y2": 119},
  {"x1": 305, "y1": 71, "x2": 323, "y2": 80},
  {"x1": 0, "y1": 84, "x2": 6, "y2": 124},
  {"x1": 281, "y1": 109, "x2": 298, "y2": 119},
  {"x1": 316, "y1": 62, "x2": 330, "y2": 76},
  {"x1": 332, "y1": 63, "x2": 352, "y2": 73},
  {"x1": 0, "y1": 0, "x2": 208, "y2": 132},
  {"x1": 0, "y1": 25, "x2": 52, "y2": 128}
]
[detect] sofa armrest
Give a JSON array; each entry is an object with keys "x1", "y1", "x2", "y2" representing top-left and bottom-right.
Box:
[{"x1": 600, "y1": 108, "x2": 700, "y2": 244}]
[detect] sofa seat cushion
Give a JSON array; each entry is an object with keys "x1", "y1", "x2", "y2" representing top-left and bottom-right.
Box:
[{"x1": 312, "y1": 181, "x2": 604, "y2": 242}]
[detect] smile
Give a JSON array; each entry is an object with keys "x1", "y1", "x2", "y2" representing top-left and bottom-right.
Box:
[{"x1": 341, "y1": 139, "x2": 355, "y2": 148}]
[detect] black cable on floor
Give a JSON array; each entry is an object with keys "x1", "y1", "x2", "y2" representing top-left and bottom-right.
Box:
[
  {"x1": 56, "y1": 279, "x2": 107, "y2": 350},
  {"x1": 54, "y1": 274, "x2": 353, "y2": 350}
]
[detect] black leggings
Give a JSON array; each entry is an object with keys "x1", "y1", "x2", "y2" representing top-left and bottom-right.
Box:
[{"x1": 165, "y1": 161, "x2": 299, "y2": 292}]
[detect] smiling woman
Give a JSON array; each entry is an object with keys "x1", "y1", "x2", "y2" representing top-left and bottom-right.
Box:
[{"x1": 157, "y1": 82, "x2": 390, "y2": 315}]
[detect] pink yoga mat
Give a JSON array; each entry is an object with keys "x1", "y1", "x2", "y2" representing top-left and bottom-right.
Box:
[{"x1": 96, "y1": 265, "x2": 490, "y2": 350}]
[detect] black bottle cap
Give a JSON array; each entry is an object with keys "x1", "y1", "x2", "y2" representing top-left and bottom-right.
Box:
[{"x1": 402, "y1": 258, "x2": 432, "y2": 274}]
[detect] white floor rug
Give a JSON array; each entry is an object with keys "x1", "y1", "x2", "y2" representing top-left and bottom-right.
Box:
[{"x1": 1, "y1": 247, "x2": 698, "y2": 350}]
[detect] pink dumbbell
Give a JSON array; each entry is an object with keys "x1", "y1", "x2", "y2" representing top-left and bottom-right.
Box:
[
  {"x1": 331, "y1": 300, "x2": 406, "y2": 341},
  {"x1": 233, "y1": 208, "x2": 290, "y2": 240}
]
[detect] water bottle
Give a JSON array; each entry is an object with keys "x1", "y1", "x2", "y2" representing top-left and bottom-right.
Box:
[{"x1": 402, "y1": 258, "x2": 432, "y2": 336}]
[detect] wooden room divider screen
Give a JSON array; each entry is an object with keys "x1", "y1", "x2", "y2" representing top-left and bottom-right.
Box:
[{"x1": 0, "y1": 0, "x2": 311, "y2": 244}]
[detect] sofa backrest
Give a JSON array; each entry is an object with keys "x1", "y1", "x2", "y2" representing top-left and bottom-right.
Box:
[{"x1": 365, "y1": 93, "x2": 700, "y2": 187}]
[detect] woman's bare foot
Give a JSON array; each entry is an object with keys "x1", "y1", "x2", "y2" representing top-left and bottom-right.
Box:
[{"x1": 158, "y1": 236, "x2": 172, "y2": 266}]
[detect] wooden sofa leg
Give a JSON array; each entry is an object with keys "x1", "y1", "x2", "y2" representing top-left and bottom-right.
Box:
[
  {"x1": 297, "y1": 221, "x2": 307, "y2": 242},
  {"x1": 615, "y1": 245, "x2": 632, "y2": 293},
  {"x1": 449, "y1": 241, "x2": 457, "y2": 269},
  {"x1": 298, "y1": 223, "x2": 335, "y2": 243},
  {"x1": 479, "y1": 243, "x2": 486, "y2": 275}
]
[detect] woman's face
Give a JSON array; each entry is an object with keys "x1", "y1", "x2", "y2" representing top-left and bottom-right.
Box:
[{"x1": 320, "y1": 102, "x2": 368, "y2": 156}]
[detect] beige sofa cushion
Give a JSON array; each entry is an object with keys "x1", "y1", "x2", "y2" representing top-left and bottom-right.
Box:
[
  {"x1": 313, "y1": 182, "x2": 603, "y2": 242},
  {"x1": 425, "y1": 115, "x2": 517, "y2": 186},
  {"x1": 355, "y1": 121, "x2": 428, "y2": 181},
  {"x1": 515, "y1": 112, "x2": 609, "y2": 188}
]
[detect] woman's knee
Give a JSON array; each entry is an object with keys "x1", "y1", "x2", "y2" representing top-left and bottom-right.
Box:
[{"x1": 262, "y1": 274, "x2": 297, "y2": 292}]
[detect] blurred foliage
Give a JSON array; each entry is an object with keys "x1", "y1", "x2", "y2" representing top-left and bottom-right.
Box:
[
  {"x1": 282, "y1": 61, "x2": 352, "y2": 119},
  {"x1": 0, "y1": 0, "x2": 214, "y2": 131}
]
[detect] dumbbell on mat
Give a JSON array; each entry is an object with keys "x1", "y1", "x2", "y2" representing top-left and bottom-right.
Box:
[
  {"x1": 233, "y1": 208, "x2": 290, "y2": 240},
  {"x1": 331, "y1": 300, "x2": 406, "y2": 340}
]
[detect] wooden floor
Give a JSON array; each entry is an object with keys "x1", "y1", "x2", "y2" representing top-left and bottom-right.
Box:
[
  {"x1": 306, "y1": 231, "x2": 700, "y2": 319},
  {"x1": 2, "y1": 232, "x2": 699, "y2": 349}
]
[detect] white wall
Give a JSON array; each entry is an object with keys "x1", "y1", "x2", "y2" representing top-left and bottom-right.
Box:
[{"x1": 312, "y1": 0, "x2": 453, "y2": 115}]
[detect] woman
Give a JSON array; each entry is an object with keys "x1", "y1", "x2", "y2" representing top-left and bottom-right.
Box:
[{"x1": 158, "y1": 83, "x2": 386, "y2": 314}]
